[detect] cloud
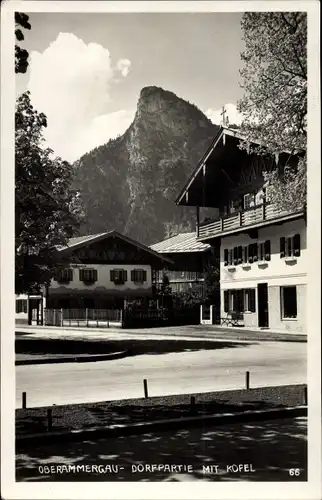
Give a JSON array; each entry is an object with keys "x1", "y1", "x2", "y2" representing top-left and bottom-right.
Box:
[
  {"x1": 116, "y1": 58, "x2": 131, "y2": 77},
  {"x1": 27, "y1": 33, "x2": 132, "y2": 162},
  {"x1": 205, "y1": 103, "x2": 243, "y2": 126}
]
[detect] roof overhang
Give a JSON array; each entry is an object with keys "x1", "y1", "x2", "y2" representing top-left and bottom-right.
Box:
[
  {"x1": 57, "y1": 231, "x2": 174, "y2": 265},
  {"x1": 175, "y1": 126, "x2": 303, "y2": 208}
]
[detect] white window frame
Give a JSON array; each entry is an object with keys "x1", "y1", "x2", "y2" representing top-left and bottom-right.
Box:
[
  {"x1": 244, "y1": 193, "x2": 255, "y2": 210},
  {"x1": 281, "y1": 286, "x2": 298, "y2": 320}
]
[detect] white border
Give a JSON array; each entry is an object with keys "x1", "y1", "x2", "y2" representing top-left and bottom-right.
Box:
[{"x1": 1, "y1": 1, "x2": 321, "y2": 499}]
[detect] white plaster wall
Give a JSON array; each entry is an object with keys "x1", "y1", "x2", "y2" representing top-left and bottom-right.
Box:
[
  {"x1": 220, "y1": 218, "x2": 307, "y2": 290},
  {"x1": 49, "y1": 264, "x2": 152, "y2": 293}
]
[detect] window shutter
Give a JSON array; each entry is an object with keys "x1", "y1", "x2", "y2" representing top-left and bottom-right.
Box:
[
  {"x1": 68, "y1": 269, "x2": 73, "y2": 281},
  {"x1": 143, "y1": 270, "x2": 147, "y2": 281},
  {"x1": 123, "y1": 270, "x2": 128, "y2": 282},
  {"x1": 293, "y1": 234, "x2": 301, "y2": 256},
  {"x1": 243, "y1": 246, "x2": 248, "y2": 263},
  {"x1": 131, "y1": 270, "x2": 135, "y2": 281},
  {"x1": 253, "y1": 243, "x2": 258, "y2": 262},
  {"x1": 224, "y1": 249, "x2": 228, "y2": 266},
  {"x1": 251, "y1": 289, "x2": 256, "y2": 312},
  {"x1": 233, "y1": 247, "x2": 238, "y2": 265},
  {"x1": 110, "y1": 270, "x2": 115, "y2": 281},
  {"x1": 264, "y1": 240, "x2": 271, "y2": 261},
  {"x1": 248, "y1": 244, "x2": 253, "y2": 263},
  {"x1": 280, "y1": 237, "x2": 285, "y2": 258},
  {"x1": 224, "y1": 291, "x2": 229, "y2": 312},
  {"x1": 238, "y1": 246, "x2": 243, "y2": 264},
  {"x1": 228, "y1": 249, "x2": 233, "y2": 265},
  {"x1": 79, "y1": 269, "x2": 84, "y2": 281},
  {"x1": 93, "y1": 269, "x2": 98, "y2": 281}
]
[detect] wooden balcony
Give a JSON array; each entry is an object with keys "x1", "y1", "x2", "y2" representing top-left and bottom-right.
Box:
[{"x1": 198, "y1": 203, "x2": 303, "y2": 241}]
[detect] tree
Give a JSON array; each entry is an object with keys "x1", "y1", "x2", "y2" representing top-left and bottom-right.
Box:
[
  {"x1": 15, "y1": 12, "x2": 31, "y2": 74},
  {"x1": 238, "y1": 12, "x2": 307, "y2": 212},
  {"x1": 15, "y1": 92, "x2": 84, "y2": 294}
]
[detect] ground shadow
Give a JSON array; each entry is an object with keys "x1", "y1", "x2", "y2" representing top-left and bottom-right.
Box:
[
  {"x1": 16, "y1": 415, "x2": 307, "y2": 482},
  {"x1": 15, "y1": 337, "x2": 255, "y2": 358}
]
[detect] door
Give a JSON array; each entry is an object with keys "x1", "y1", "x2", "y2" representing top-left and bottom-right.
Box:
[{"x1": 257, "y1": 283, "x2": 269, "y2": 328}]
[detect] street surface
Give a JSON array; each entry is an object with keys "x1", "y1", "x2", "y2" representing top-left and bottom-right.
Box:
[
  {"x1": 16, "y1": 416, "x2": 307, "y2": 482},
  {"x1": 16, "y1": 338, "x2": 306, "y2": 408}
]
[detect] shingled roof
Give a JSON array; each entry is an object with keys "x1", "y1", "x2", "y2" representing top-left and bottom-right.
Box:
[{"x1": 150, "y1": 232, "x2": 211, "y2": 254}]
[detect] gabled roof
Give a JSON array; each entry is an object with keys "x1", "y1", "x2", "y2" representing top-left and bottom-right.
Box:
[
  {"x1": 57, "y1": 230, "x2": 173, "y2": 264},
  {"x1": 175, "y1": 126, "x2": 240, "y2": 206},
  {"x1": 175, "y1": 125, "x2": 302, "y2": 207},
  {"x1": 150, "y1": 232, "x2": 211, "y2": 254}
]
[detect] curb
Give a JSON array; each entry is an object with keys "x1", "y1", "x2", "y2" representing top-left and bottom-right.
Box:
[
  {"x1": 15, "y1": 350, "x2": 130, "y2": 365},
  {"x1": 16, "y1": 405, "x2": 307, "y2": 445}
]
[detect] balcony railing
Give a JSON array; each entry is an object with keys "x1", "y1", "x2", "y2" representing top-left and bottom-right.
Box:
[
  {"x1": 157, "y1": 271, "x2": 204, "y2": 282},
  {"x1": 198, "y1": 203, "x2": 302, "y2": 240}
]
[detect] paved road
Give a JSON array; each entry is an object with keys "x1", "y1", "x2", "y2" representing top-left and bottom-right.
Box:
[
  {"x1": 16, "y1": 339, "x2": 306, "y2": 408},
  {"x1": 16, "y1": 416, "x2": 307, "y2": 482}
]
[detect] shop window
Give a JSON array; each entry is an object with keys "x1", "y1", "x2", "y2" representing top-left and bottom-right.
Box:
[{"x1": 281, "y1": 286, "x2": 297, "y2": 319}]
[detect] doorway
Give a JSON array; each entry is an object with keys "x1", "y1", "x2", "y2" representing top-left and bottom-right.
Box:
[{"x1": 257, "y1": 283, "x2": 269, "y2": 328}]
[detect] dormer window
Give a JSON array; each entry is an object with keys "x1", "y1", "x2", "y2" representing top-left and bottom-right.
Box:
[{"x1": 79, "y1": 268, "x2": 98, "y2": 284}]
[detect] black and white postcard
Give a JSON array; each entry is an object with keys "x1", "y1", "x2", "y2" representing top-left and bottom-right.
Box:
[{"x1": 1, "y1": 1, "x2": 321, "y2": 499}]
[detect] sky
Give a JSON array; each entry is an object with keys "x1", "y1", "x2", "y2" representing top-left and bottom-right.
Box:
[{"x1": 16, "y1": 12, "x2": 245, "y2": 163}]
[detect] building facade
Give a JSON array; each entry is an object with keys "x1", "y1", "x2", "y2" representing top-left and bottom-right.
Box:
[
  {"x1": 16, "y1": 231, "x2": 172, "y2": 322},
  {"x1": 176, "y1": 126, "x2": 306, "y2": 333},
  {"x1": 150, "y1": 232, "x2": 213, "y2": 295}
]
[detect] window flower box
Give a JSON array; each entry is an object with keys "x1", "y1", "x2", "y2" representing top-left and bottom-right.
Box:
[
  {"x1": 242, "y1": 263, "x2": 251, "y2": 270},
  {"x1": 227, "y1": 265, "x2": 236, "y2": 272},
  {"x1": 285, "y1": 256, "x2": 297, "y2": 264},
  {"x1": 257, "y1": 260, "x2": 268, "y2": 268}
]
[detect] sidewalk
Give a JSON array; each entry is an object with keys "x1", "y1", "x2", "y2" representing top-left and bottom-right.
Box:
[{"x1": 16, "y1": 323, "x2": 306, "y2": 342}]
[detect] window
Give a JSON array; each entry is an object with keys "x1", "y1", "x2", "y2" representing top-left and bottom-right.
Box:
[
  {"x1": 16, "y1": 299, "x2": 27, "y2": 314},
  {"x1": 55, "y1": 268, "x2": 73, "y2": 283},
  {"x1": 280, "y1": 234, "x2": 301, "y2": 258},
  {"x1": 281, "y1": 286, "x2": 297, "y2": 319},
  {"x1": 258, "y1": 240, "x2": 271, "y2": 261},
  {"x1": 244, "y1": 193, "x2": 255, "y2": 210},
  {"x1": 224, "y1": 290, "x2": 229, "y2": 312},
  {"x1": 131, "y1": 269, "x2": 147, "y2": 283},
  {"x1": 248, "y1": 243, "x2": 258, "y2": 263},
  {"x1": 244, "y1": 289, "x2": 256, "y2": 312},
  {"x1": 243, "y1": 246, "x2": 249, "y2": 263},
  {"x1": 110, "y1": 269, "x2": 127, "y2": 284},
  {"x1": 79, "y1": 268, "x2": 98, "y2": 284}
]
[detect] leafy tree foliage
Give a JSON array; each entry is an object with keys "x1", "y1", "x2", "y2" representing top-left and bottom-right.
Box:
[
  {"x1": 15, "y1": 12, "x2": 31, "y2": 74},
  {"x1": 15, "y1": 92, "x2": 84, "y2": 294},
  {"x1": 238, "y1": 12, "x2": 307, "y2": 212}
]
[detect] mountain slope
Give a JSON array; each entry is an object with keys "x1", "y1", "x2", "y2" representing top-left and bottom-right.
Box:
[{"x1": 73, "y1": 86, "x2": 219, "y2": 245}]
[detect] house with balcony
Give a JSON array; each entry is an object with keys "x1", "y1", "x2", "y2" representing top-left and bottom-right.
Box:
[
  {"x1": 16, "y1": 230, "x2": 172, "y2": 323},
  {"x1": 150, "y1": 232, "x2": 214, "y2": 296},
  {"x1": 176, "y1": 126, "x2": 306, "y2": 333}
]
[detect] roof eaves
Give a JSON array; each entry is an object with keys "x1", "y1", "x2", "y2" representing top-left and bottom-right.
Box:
[{"x1": 175, "y1": 127, "x2": 224, "y2": 205}]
